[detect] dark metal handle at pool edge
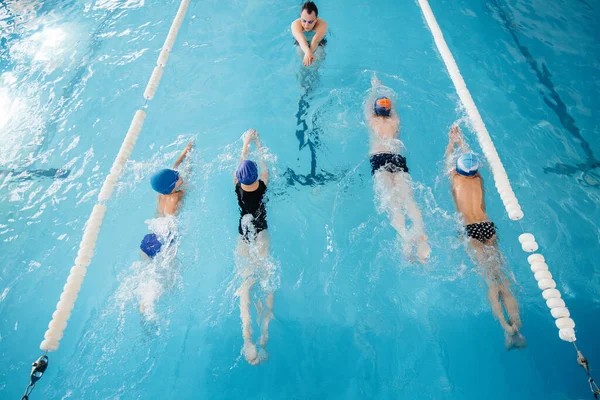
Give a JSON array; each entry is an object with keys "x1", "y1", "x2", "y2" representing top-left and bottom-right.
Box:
[{"x1": 20, "y1": 354, "x2": 48, "y2": 400}]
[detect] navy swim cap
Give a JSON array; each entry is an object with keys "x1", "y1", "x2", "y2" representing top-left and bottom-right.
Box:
[
  {"x1": 374, "y1": 97, "x2": 391, "y2": 117},
  {"x1": 236, "y1": 160, "x2": 258, "y2": 185},
  {"x1": 151, "y1": 169, "x2": 179, "y2": 194},
  {"x1": 456, "y1": 153, "x2": 479, "y2": 176},
  {"x1": 140, "y1": 233, "x2": 162, "y2": 258}
]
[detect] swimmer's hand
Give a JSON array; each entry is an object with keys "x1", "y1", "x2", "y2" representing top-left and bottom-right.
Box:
[
  {"x1": 303, "y1": 50, "x2": 314, "y2": 66},
  {"x1": 449, "y1": 124, "x2": 462, "y2": 142},
  {"x1": 243, "y1": 129, "x2": 257, "y2": 143},
  {"x1": 371, "y1": 74, "x2": 381, "y2": 88},
  {"x1": 173, "y1": 140, "x2": 194, "y2": 168}
]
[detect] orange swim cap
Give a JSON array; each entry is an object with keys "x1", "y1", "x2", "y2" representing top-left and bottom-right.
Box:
[{"x1": 374, "y1": 97, "x2": 391, "y2": 116}]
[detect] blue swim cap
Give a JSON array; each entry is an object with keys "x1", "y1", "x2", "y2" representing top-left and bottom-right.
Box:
[
  {"x1": 140, "y1": 233, "x2": 162, "y2": 258},
  {"x1": 151, "y1": 169, "x2": 179, "y2": 194},
  {"x1": 236, "y1": 160, "x2": 258, "y2": 185},
  {"x1": 374, "y1": 97, "x2": 391, "y2": 117},
  {"x1": 456, "y1": 153, "x2": 479, "y2": 176}
]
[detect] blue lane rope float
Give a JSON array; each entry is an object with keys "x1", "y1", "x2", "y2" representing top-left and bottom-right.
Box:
[
  {"x1": 416, "y1": 0, "x2": 598, "y2": 396},
  {"x1": 20, "y1": 0, "x2": 191, "y2": 397}
]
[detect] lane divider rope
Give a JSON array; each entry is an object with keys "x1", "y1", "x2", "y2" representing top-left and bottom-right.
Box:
[
  {"x1": 40, "y1": 0, "x2": 190, "y2": 353},
  {"x1": 416, "y1": 0, "x2": 598, "y2": 397}
]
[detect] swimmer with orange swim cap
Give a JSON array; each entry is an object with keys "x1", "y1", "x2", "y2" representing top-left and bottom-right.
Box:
[
  {"x1": 291, "y1": 2, "x2": 328, "y2": 66},
  {"x1": 365, "y1": 75, "x2": 431, "y2": 263}
]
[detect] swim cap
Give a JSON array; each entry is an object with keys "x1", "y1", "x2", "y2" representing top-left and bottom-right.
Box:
[
  {"x1": 374, "y1": 97, "x2": 391, "y2": 117},
  {"x1": 151, "y1": 169, "x2": 179, "y2": 194},
  {"x1": 140, "y1": 233, "x2": 162, "y2": 258},
  {"x1": 456, "y1": 153, "x2": 479, "y2": 176},
  {"x1": 236, "y1": 160, "x2": 258, "y2": 185}
]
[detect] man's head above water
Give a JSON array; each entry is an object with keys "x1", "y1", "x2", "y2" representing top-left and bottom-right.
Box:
[{"x1": 300, "y1": 2, "x2": 319, "y2": 31}]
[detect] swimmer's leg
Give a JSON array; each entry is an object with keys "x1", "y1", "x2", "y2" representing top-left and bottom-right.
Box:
[
  {"x1": 487, "y1": 280, "x2": 514, "y2": 334},
  {"x1": 499, "y1": 284, "x2": 527, "y2": 350},
  {"x1": 236, "y1": 237, "x2": 259, "y2": 365},
  {"x1": 392, "y1": 172, "x2": 431, "y2": 263},
  {"x1": 471, "y1": 239, "x2": 526, "y2": 349},
  {"x1": 374, "y1": 170, "x2": 408, "y2": 238},
  {"x1": 256, "y1": 230, "x2": 270, "y2": 260},
  {"x1": 255, "y1": 230, "x2": 274, "y2": 362},
  {"x1": 238, "y1": 276, "x2": 259, "y2": 365},
  {"x1": 237, "y1": 236, "x2": 250, "y2": 259},
  {"x1": 257, "y1": 292, "x2": 274, "y2": 363}
]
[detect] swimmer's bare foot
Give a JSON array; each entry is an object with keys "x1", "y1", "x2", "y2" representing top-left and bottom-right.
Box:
[
  {"x1": 416, "y1": 235, "x2": 431, "y2": 263},
  {"x1": 139, "y1": 302, "x2": 146, "y2": 314},
  {"x1": 243, "y1": 342, "x2": 259, "y2": 365},
  {"x1": 258, "y1": 348, "x2": 269, "y2": 363},
  {"x1": 505, "y1": 330, "x2": 527, "y2": 351}
]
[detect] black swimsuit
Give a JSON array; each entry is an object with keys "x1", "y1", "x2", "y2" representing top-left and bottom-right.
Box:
[
  {"x1": 465, "y1": 222, "x2": 496, "y2": 243},
  {"x1": 235, "y1": 180, "x2": 268, "y2": 239},
  {"x1": 369, "y1": 153, "x2": 409, "y2": 176}
]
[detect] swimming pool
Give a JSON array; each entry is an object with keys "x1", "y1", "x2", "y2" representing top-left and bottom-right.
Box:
[{"x1": 1, "y1": 0, "x2": 599, "y2": 398}]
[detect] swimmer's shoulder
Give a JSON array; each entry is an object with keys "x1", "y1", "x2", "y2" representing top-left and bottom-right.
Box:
[
  {"x1": 291, "y1": 18, "x2": 302, "y2": 30},
  {"x1": 315, "y1": 18, "x2": 328, "y2": 30}
]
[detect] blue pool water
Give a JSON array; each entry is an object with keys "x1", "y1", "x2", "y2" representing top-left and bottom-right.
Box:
[{"x1": 1, "y1": 0, "x2": 599, "y2": 398}]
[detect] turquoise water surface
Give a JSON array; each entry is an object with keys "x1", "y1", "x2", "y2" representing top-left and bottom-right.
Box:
[{"x1": 1, "y1": 0, "x2": 599, "y2": 398}]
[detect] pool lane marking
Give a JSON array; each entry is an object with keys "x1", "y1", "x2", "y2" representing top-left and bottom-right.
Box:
[
  {"x1": 39, "y1": 0, "x2": 190, "y2": 353},
  {"x1": 415, "y1": 0, "x2": 579, "y2": 345}
]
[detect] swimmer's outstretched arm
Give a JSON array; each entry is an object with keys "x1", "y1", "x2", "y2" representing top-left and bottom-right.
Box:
[
  {"x1": 291, "y1": 20, "x2": 312, "y2": 62},
  {"x1": 309, "y1": 19, "x2": 328, "y2": 52},
  {"x1": 364, "y1": 75, "x2": 399, "y2": 136},
  {"x1": 172, "y1": 141, "x2": 194, "y2": 169},
  {"x1": 234, "y1": 130, "x2": 256, "y2": 183},
  {"x1": 253, "y1": 133, "x2": 269, "y2": 186},
  {"x1": 240, "y1": 130, "x2": 253, "y2": 161},
  {"x1": 445, "y1": 125, "x2": 469, "y2": 171},
  {"x1": 365, "y1": 76, "x2": 383, "y2": 129},
  {"x1": 291, "y1": 20, "x2": 310, "y2": 53}
]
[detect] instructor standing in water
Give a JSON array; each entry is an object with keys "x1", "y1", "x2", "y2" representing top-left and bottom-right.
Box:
[{"x1": 291, "y1": 1, "x2": 328, "y2": 67}]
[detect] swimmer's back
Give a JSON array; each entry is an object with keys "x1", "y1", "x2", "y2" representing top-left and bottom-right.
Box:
[
  {"x1": 235, "y1": 180, "x2": 268, "y2": 233},
  {"x1": 451, "y1": 173, "x2": 488, "y2": 224},
  {"x1": 157, "y1": 191, "x2": 184, "y2": 216}
]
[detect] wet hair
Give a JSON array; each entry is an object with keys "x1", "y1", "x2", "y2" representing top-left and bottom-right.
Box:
[{"x1": 301, "y1": 1, "x2": 318, "y2": 17}]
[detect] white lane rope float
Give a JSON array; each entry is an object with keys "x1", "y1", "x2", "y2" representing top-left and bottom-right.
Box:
[
  {"x1": 20, "y1": 1, "x2": 191, "y2": 399},
  {"x1": 416, "y1": 0, "x2": 598, "y2": 397}
]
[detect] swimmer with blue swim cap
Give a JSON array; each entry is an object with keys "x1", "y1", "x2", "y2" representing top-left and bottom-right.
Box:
[
  {"x1": 139, "y1": 140, "x2": 193, "y2": 261},
  {"x1": 140, "y1": 233, "x2": 162, "y2": 259},
  {"x1": 233, "y1": 129, "x2": 274, "y2": 366},
  {"x1": 445, "y1": 124, "x2": 526, "y2": 350},
  {"x1": 150, "y1": 141, "x2": 193, "y2": 216},
  {"x1": 456, "y1": 153, "x2": 479, "y2": 177}
]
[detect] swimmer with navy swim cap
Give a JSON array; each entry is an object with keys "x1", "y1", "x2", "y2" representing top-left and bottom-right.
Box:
[
  {"x1": 233, "y1": 129, "x2": 275, "y2": 366},
  {"x1": 365, "y1": 75, "x2": 431, "y2": 263},
  {"x1": 140, "y1": 233, "x2": 162, "y2": 259},
  {"x1": 291, "y1": 2, "x2": 328, "y2": 66},
  {"x1": 445, "y1": 124, "x2": 526, "y2": 351},
  {"x1": 139, "y1": 141, "x2": 193, "y2": 260}
]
